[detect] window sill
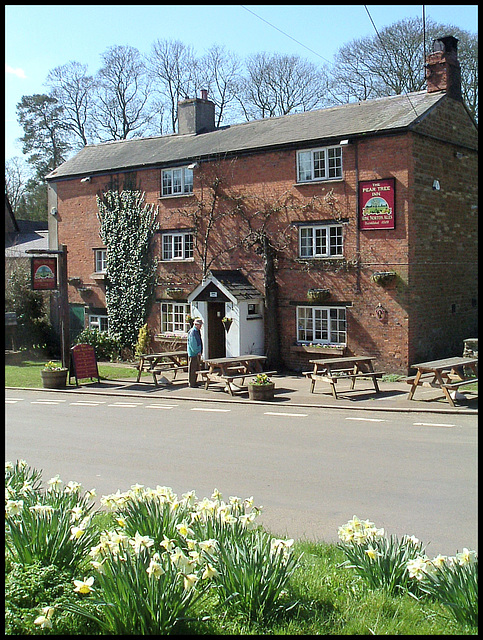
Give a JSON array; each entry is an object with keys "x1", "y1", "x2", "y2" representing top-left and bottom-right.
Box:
[
  {"x1": 291, "y1": 345, "x2": 346, "y2": 355},
  {"x1": 294, "y1": 178, "x2": 343, "y2": 186},
  {"x1": 90, "y1": 272, "x2": 106, "y2": 280},
  {"x1": 158, "y1": 193, "x2": 194, "y2": 200}
]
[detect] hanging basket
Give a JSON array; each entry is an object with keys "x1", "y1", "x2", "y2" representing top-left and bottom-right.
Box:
[
  {"x1": 166, "y1": 287, "x2": 185, "y2": 299},
  {"x1": 371, "y1": 271, "x2": 396, "y2": 286},
  {"x1": 307, "y1": 288, "x2": 331, "y2": 303},
  {"x1": 222, "y1": 317, "x2": 233, "y2": 331}
]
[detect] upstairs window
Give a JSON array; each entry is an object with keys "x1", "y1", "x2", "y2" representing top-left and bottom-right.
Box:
[
  {"x1": 299, "y1": 224, "x2": 343, "y2": 258},
  {"x1": 297, "y1": 306, "x2": 346, "y2": 345},
  {"x1": 94, "y1": 249, "x2": 107, "y2": 273},
  {"x1": 297, "y1": 146, "x2": 342, "y2": 182},
  {"x1": 161, "y1": 166, "x2": 193, "y2": 196},
  {"x1": 161, "y1": 231, "x2": 193, "y2": 261}
]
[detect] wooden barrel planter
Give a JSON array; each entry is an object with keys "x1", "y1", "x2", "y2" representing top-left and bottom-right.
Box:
[
  {"x1": 40, "y1": 369, "x2": 68, "y2": 389},
  {"x1": 248, "y1": 382, "x2": 275, "y2": 401}
]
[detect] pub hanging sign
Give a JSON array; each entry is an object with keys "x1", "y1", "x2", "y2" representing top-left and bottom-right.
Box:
[
  {"x1": 358, "y1": 178, "x2": 395, "y2": 230},
  {"x1": 31, "y1": 256, "x2": 58, "y2": 290}
]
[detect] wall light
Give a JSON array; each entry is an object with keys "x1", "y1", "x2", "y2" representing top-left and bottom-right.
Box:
[
  {"x1": 339, "y1": 139, "x2": 350, "y2": 146},
  {"x1": 187, "y1": 162, "x2": 199, "y2": 170},
  {"x1": 80, "y1": 176, "x2": 91, "y2": 183},
  {"x1": 432, "y1": 179, "x2": 440, "y2": 191}
]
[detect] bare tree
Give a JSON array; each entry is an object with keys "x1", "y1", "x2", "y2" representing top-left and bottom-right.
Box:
[
  {"x1": 148, "y1": 39, "x2": 199, "y2": 134},
  {"x1": 198, "y1": 45, "x2": 243, "y2": 126},
  {"x1": 45, "y1": 61, "x2": 97, "y2": 147},
  {"x1": 5, "y1": 157, "x2": 30, "y2": 213},
  {"x1": 236, "y1": 52, "x2": 329, "y2": 120},
  {"x1": 327, "y1": 17, "x2": 478, "y2": 121},
  {"x1": 93, "y1": 45, "x2": 153, "y2": 141}
]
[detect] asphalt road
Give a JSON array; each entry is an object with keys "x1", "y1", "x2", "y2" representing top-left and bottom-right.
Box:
[{"x1": 5, "y1": 388, "x2": 478, "y2": 557}]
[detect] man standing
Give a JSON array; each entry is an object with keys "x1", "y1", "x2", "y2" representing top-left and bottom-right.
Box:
[{"x1": 187, "y1": 318, "x2": 203, "y2": 387}]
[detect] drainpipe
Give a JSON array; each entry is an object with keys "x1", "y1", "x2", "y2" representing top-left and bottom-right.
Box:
[{"x1": 354, "y1": 140, "x2": 361, "y2": 293}]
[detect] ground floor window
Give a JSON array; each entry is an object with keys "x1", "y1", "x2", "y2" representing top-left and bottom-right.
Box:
[
  {"x1": 297, "y1": 306, "x2": 346, "y2": 345},
  {"x1": 160, "y1": 302, "x2": 191, "y2": 334},
  {"x1": 88, "y1": 314, "x2": 109, "y2": 332}
]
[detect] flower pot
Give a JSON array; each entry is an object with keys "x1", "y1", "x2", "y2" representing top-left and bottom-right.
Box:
[
  {"x1": 40, "y1": 369, "x2": 68, "y2": 389},
  {"x1": 248, "y1": 382, "x2": 275, "y2": 401}
]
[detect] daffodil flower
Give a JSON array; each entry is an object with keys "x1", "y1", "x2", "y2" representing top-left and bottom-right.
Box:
[
  {"x1": 73, "y1": 576, "x2": 95, "y2": 594},
  {"x1": 175, "y1": 521, "x2": 194, "y2": 538},
  {"x1": 431, "y1": 554, "x2": 448, "y2": 568},
  {"x1": 147, "y1": 553, "x2": 165, "y2": 579},
  {"x1": 5, "y1": 499, "x2": 23, "y2": 516},
  {"x1": 183, "y1": 573, "x2": 199, "y2": 591},
  {"x1": 129, "y1": 531, "x2": 154, "y2": 554},
  {"x1": 47, "y1": 475, "x2": 63, "y2": 491},
  {"x1": 202, "y1": 563, "x2": 219, "y2": 580},
  {"x1": 365, "y1": 546, "x2": 382, "y2": 560},
  {"x1": 70, "y1": 525, "x2": 86, "y2": 540},
  {"x1": 70, "y1": 506, "x2": 84, "y2": 522},
  {"x1": 198, "y1": 538, "x2": 218, "y2": 554},
  {"x1": 407, "y1": 556, "x2": 430, "y2": 580},
  {"x1": 455, "y1": 548, "x2": 477, "y2": 566}
]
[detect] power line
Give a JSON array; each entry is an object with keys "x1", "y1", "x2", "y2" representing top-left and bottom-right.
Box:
[
  {"x1": 239, "y1": 5, "x2": 333, "y2": 65},
  {"x1": 363, "y1": 5, "x2": 421, "y2": 118}
]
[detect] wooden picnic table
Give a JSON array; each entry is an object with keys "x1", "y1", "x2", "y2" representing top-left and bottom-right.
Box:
[
  {"x1": 200, "y1": 354, "x2": 274, "y2": 395},
  {"x1": 407, "y1": 356, "x2": 478, "y2": 407},
  {"x1": 136, "y1": 351, "x2": 188, "y2": 386},
  {"x1": 305, "y1": 355, "x2": 384, "y2": 398}
]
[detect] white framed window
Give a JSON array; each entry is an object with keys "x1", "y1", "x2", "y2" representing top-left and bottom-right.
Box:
[
  {"x1": 161, "y1": 302, "x2": 191, "y2": 334},
  {"x1": 162, "y1": 231, "x2": 193, "y2": 261},
  {"x1": 94, "y1": 249, "x2": 107, "y2": 273},
  {"x1": 161, "y1": 166, "x2": 193, "y2": 196},
  {"x1": 299, "y1": 224, "x2": 343, "y2": 258},
  {"x1": 297, "y1": 306, "x2": 346, "y2": 345},
  {"x1": 297, "y1": 146, "x2": 342, "y2": 182},
  {"x1": 88, "y1": 314, "x2": 109, "y2": 332}
]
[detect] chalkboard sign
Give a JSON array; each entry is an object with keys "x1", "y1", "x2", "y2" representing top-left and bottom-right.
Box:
[{"x1": 69, "y1": 343, "x2": 100, "y2": 385}]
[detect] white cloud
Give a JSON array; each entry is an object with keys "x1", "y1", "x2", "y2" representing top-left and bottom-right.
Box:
[{"x1": 5, "y1": 63, "x2": 27, "y2": 79}]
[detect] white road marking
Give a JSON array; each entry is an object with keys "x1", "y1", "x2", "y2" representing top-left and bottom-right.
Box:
[
  {"x1": 70, "y1": 401, "x2": 106, "y2": 406},
  {"x1": 31, "y1": 400, "x2": 67, "y2": 405},
  {"x1": 5, "y1": 399, "x2": 23, "y2": 403},
  {"x1": 107, "y1": 402, "x2": 143, "y2": 408},
  {"x1": 145, "y1": 404, "x2": 177, "y2": 409},
  {"x1": 191, "y1": 407, "x2": 231, "y2": 412},
  {"x1": 264, "y1": 411, "x2": 308, "y2": 417},
  {"x1": 345, "y1": 417, "x2": 386, "y2": 422},
  {"x1": 413, "y1": 422, "x2": 455, "y2": 428}
]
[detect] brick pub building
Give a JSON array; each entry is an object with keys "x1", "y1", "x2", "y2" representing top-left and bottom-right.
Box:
[{"x1": 46, "y1": 36, "x2": 477, "y2": 374}]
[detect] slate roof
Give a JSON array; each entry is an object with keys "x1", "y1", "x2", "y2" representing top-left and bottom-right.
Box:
[
  {"x1": 208, "y1": 270, "x2": 262, "y2": 301},
  {"x1": 46, "y1": 90, "x2": 445, "y2": 181}
]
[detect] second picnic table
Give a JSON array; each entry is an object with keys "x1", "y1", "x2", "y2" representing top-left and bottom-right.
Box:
[
  {"x1": 136, "y1": 351, "x2": 188, "y2": 386},
  {"x1": 200, "y1": 354, "x2": 274, "y2": 395},
  {"x1": 407, "y1": 356, "x2": 478, "y2": 406},
  {"x1": 305, "y1": 355, "x2": 384, "y2": 398}
]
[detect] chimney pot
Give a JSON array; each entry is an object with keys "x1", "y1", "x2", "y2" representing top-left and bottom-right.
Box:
[{"x1": 201, "y1": 89, "x2": 208, "y2": 100}]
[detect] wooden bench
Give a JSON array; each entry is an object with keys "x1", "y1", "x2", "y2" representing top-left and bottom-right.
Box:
[
  {"x1": 304, "y1": 370, "x2": 384, "y2": 394},
  {"x1": 406, "y1": 373, "x2": 440, "y2": 386},
  {"x1": 440, "y1": 378, "x2": 478, "y2": 407},
  {"x1": 201, "y1": 370, "x2": 277, "y2": 395},
  {"x1": 141, "y1": 365, "x2": 188, "y2": 386}
]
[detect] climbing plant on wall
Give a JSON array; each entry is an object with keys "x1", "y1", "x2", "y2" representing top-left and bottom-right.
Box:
[{"x1": 96, "y1": 190, "x2": 159, "y2": 354}]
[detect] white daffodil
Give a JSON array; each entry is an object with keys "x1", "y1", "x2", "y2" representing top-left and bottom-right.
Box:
[
  {"x1": 365, "y1": 546, "x2": 382, "y2": 560},
  {"x1": 407, "y1": 556, "x2": 430, "y2": 580},
  {"x1": 70, "y1": 506, "x2": 84, "y2": 522},
  {"x1": 431, "y1": 554, "x2": 448, "y2": 568},
  {"x1": 202, "y1": 563, "x2": 219, "y2": 580},
  {"x1": 129, "y1": 531, "x2": 154, "y2": 555},
  {"x1": 5, "y1": 499, "x2": 23, "y2": 516},
  {"x1": 455, "y1": 548, "x2": 477, "y2": 566},
  {"x1": 147, "y1": 553, "x2": 165, "y2": 579},
  {"x1": 176, "y1": 521, "x2": 194, "y2": 538},
  {"x1": 47, "y1": 475, "x2": 63, "y2": 492},
  {"x1": 183, "y1": 573, "x2": 199, "y2": 591},
  {"x1": 198, "y1": 538, "x2": 218, "y2": 554},
  {"x1": 160, "y1": 535, "x2": 176, "y2": 551},
  {"x1": 70, "y1": 526, "x2": 86, "y2": 540},
  {"x1": 73, "y1": 576, "x2": 94, "y2": 594}
]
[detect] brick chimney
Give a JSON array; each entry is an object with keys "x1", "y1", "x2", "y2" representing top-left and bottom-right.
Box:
[
  {"x1": 178, "y1": 89, "x2": 216, "y2": 134},
  {"x1": 425, "y1": 35, "x2": 462, "y2": 101}
]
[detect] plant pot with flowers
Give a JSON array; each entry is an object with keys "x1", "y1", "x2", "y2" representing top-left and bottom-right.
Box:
[
  {"x1": 248, "y1": 373, "x2": 275, "y2": 401},
  {"x1": 222, "y1": 316, "x2": 233, "y2": 331},
  {"x1": 40, "y1": 361, "x2": 69, "y2": 389}
]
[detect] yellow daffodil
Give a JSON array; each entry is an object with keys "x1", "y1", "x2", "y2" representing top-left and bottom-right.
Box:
[
  {"x1": 70, "y1": 526, "x2": 86, "y2": 540},
  {"x1": 365, "y1": 546, "x2": 382, "y2": 560},
  {"x1": 73, "y1": 576, "x2": 95, "y2": 594}
]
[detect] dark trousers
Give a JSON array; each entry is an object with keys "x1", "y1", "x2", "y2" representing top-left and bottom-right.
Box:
[{"x1": 188, "y1": 354, "x2": 201, "y2": 387}]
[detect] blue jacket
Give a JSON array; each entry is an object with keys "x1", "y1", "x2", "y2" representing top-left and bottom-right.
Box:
[{"x1": 187, "y1": 325, "x2": 203, "y2": 357}]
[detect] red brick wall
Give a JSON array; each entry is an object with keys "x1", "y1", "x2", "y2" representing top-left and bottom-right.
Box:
[{"x1": 53, "y1": 97, "x2": 477, "y2": 373}]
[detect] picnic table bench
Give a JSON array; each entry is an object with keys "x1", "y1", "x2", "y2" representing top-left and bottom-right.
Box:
[
  {"x1": 136, "y1": 351, "x2": 188, "y2": 386},
  {"x1": 406, "y1": 356, "x2": 478, "y2": 407},
  {"x1": 200, "y1": 355, "x2": 273, "y2": 395},
  {"x1": 305, "y1": 355, "x2": 384, "y2": 398}
]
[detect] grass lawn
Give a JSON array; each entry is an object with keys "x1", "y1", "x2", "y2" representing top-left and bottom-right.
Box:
[{"x1": 5, "y1": 358, "x2": 139, "y2": 388}]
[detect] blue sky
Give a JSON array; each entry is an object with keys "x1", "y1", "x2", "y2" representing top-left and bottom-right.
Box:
[{"x1": 5, "y1": 4, "x2": 478, "y2": 161}]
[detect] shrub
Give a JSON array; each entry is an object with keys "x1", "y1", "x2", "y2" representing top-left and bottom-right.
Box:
[{"x1": 74, "y1": 327, "x2": 121, "y2": 361}]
